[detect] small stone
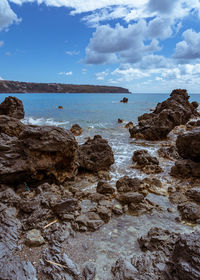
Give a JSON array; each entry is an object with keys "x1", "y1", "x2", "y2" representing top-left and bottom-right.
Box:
[
  {"x1": 25, "y1": 229, "x2": 45, "y2": 247},
  {"x1": 96, "y1": 181, "x2": 115, "y2": 195}
]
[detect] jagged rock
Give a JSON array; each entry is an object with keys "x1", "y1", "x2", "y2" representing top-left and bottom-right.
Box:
[
  {"x1": 186, "y1": 187, "x2": 200, "y2": 202},
  {"x1": 0, "y1": 124, "x2": 78, "y2": 185},
  {"x1": 158, "y1": 145, "x2": 180, "y2": 160},
  {"x1": 53, "y1": 198, "x2": 80, "y2": 219},
  {"x1": 178, "y1": 202, "x2": 200, "y2": 223},
  {"x1": 129, "y1": 89, "x2": 198, "y2": 140},
  {"x1": 118, "y1": 118, "x2": 123, "y2": 123},
  {"x1": 118, "y1": 192, "x2": 144, "y2": 204},
  {"x1": 171, "y1": 159, "x2": 200, "y2": 178},
  {"x1": 83, "y1": 262, "x2": 96, "y2": 280},
  {"x1": 124, "y1": 121, "x2": 134, "y2": 129},
  {"x1": 116, "y1": 176, "x2": 141, "y2": 193},
  {"x1": 78, "y1": 135, "x2": 114, "y2": 173},
  {"x1": 41, "y1": 246, "x2": 81, "y2": 280},
  {"x1": 176, "y1": 128, "x2": 200, "y2": 162},
  {"x1": 169, "y1": 231, "x2": 200, "y2": 280},
  {"x1": 96, "y1": 205, "x2": 112, "y2": 222},
  {"x1": 186, "y1": 120, "x2": 200, "y2": 129},
  {"x1": 132, "y1": 150, "x2": 162, "y2": 174},
  {"x1": 70, "y1": 124, "x2": 82, "y2": 136},
  {"x1": 111, "y1": 257, "x2": 139, "y2": 279},
  {"x1": 141, "y1": 178, "x2": 166, "y2": 196},
  {"x1": 0, "y1": 96, "x2": 25, "y2": 119},
  {"x1": 96, "y1": 181, "x2": 115, "y2": 195},
  {"x1": 0, "y1": 187, "x2": 20, "y2": 207},
  {"x1": 0, "y1": 115, "x2": 25, "y2": 136},
  {"x1": 25, "y1": 229, "x2": 45, "y2": 247}
]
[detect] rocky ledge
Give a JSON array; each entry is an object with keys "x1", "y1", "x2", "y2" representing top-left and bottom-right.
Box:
[{"x1": 0, "y1": 80, "x2": 130, "y2": 93}]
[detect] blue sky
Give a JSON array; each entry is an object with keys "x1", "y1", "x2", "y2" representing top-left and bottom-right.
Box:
[{"x1": 1, "y1": 0, "x2": 200, "y2": 93}]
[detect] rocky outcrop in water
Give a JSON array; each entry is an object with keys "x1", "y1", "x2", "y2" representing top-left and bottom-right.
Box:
[
  {"x1": 129, "y1": 89, "x2": 199, "y2": 140},
  {"x1": 132, "y1": 149, "x2": 162, "y2": 174},
  {"x1": 171, "y1": 128, "x2": 200, "y2": 178},
  {"x1": 0, "y1": 96, "x2": 24, "y2": 119},
  {"x1": 78, "y1": 135, "x2": 114, "y2": 173},
  {"x1": 70, "y1": 124, "x2": 82, "y2": 136},
  {"x1": 0, "y1": 80, "x2": 129, "y2": 93}
]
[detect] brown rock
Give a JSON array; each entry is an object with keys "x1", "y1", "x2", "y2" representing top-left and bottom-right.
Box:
[
  {"x1": 120, "y1": 97, "x2": 128, "y2": 103},
  {"x1": 78, "y1": 135, "x2": 114, "y2": 173},
  {"x1": 96, "y1": 181, "x2": 115, "y2": 195},
  {"x1": 118, "y1": 192, "x2": 144, "y2": 204},
  {"x1": 0, "y1": 96, "x2": 24, "y2": 119},
  {"x1": 132, "y1": 150, "x2": 162, "y2": 174},
  {"x1": 116, "y1": 176, "x2": 141, "y2": 193},
  {"x1": 70, "y1": 124, "x2": 82, "y2": 136},
  {"x1": 129, "y1": 89, "x2": 198, "y2": 140},
  {"x1": 118, "y1": 118, "x2": 123, "y2": 123}
]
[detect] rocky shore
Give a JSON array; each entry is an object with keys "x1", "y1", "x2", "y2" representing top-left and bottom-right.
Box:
[
  {"x1": 0, "y1": 80, "x2": 129, "y2": 94},
  {"x1": 0, "y1": 90, "x2": 200, "y2": 280}
]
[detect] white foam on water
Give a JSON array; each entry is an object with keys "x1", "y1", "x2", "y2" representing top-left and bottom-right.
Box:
[{"x1": 22, "y1": 117, "x2": 69, "y2": 127}]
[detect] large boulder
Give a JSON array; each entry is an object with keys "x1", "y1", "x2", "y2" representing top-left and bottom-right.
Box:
[
  {"x1": 0, "y1": 123, "x2": 78, "y2": 185},
  {"x1": 176, "y1": 128, "x2": 200, "y2": 162},
  {"x1": 0, "y1": 96, "x2": 25, "y2": 119},
  {"x1": 170, "y1": 231, "x2": 200, "y2": 280},
  {"x1": 78, "y1": 135, "x2": 114, "y2": 173},
  {"x1": 129, "y1": 89, "x2": 198, "y2": 140},
  {"x1": 132, "y1": 150, "x2": 162, "y2": 174}
]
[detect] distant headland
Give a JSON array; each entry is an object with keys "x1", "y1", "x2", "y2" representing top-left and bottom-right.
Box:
[{"x1": 0, "y1": 80, "x2": 130, "y2": 94}]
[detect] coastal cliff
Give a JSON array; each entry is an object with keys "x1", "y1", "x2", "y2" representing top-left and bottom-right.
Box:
[{"x1": 0, "y1": 80, "x2": 130, "y2": 93}]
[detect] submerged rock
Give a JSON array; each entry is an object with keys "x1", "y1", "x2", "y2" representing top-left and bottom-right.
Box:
[
  {"x1": 129, "y1": 89, "x2": 198, "y2": 140},
  {"x1": 78, "y1": 135, "x2": 114, "y2": 173},
  {"x1": 0, "y1": 96, "x2": 25, "y2": 119},
  {"x1": 120, "y1": 97, "x2": 128, "y2": 103}
]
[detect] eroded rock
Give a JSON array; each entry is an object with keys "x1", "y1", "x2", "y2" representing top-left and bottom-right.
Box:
[{"x1": 0, "y1": 96, "x2": 25, "y2": 119}]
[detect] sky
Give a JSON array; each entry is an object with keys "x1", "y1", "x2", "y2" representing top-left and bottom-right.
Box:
[{"x1": 1, "y1": 0, "x2": 200, "y2": 93}]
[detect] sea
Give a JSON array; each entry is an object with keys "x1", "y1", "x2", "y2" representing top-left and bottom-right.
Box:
[{"x1": 1, "y1": 92, "x2": 200, "y2": 278}]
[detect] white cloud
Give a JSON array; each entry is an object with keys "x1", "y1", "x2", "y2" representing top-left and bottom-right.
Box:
[
  {"x1": 95, "y1": 69, "x2": 109, "y2": 80},
  {"x1": 0, "y1": 0, "x2": 20, "y2": 31},
  {"x1": 0, "y1": 76, "x2": 4, "y2": 80},
  {"x1": 65, "y1": 50, "x2": 80, "y2": 55},
  {"x1": 0, "y1": 41, "x2": 4, "y2": 47},
  {"x1": 174, "y1": 29, "x2": 200, "y2": 60},
  {"x1": 58, "y1": 71, "x2": 72, "y2": 75}
]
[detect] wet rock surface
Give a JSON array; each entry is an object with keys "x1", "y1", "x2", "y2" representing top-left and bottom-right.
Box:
[
  {"x1": 0, "y1": 96, "x2": 25, "y2": 119},
  {"x1": 129, "y1": 89, "x2": 198, "y2": 140},
  {"x1": 0, "y1": 121, "x2": 78, "y2": 185},
  {"x1": 78, "y1": 135, "x2": 114, "y2": 173},
  {"x1": 132, "y1": 149, "x2": 162, "y2": 174},
  {"x1": 70, "y1": 124, "x2": 82, "y2": 136}
]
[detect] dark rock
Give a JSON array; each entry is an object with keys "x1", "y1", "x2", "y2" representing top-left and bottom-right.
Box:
[
  {"x1": 132, "y1": 150, "x2": 162, "y2": 174},
  {"x1": 124, "y1": 121, "x2": 134, "y2": 129},
  {"x1": 0, "y1": 96, "x2": 25, "y2": 119},
  {"x1": 53, "y1": 198, "x2": 80, "y2": 215},
  {"x1": 78, "y1": 135, "x2": 114, "y2": 173},
  {"x1": 41, "y1": 246, "x2": 81, "y2": 279},
  {"x1": 97, "y1": 205, "x2": 112, "y2": 222},
  {"x1": 120, "y1": 97, "x2": 128, "y2": 103},
  {"x1": 111, "y1": 257, "x2": 139, "y2": 279},
  {"x1": 0, "y1": 124, "x2": 78, "y2": 185},
  {"x1": 186, "y1": 119, "x2": 200, "y2": 129},
  {"x1": 58, "y1": 105, "x2": 63, "y2": 109},
  {"x1": 129, "y1": 89, "x2": 198, "y2": 140},
  {"x1": 158, "y1": 145, "x2": 180, "y2": 160},
  {"x1": 70, "y1": 124, "x2": 82, "y2": 136},
  {"x1": 169, "y1": 231, "x2": 200, "y2": 280},
  {"x1": 96, "y1": 181, "x2": 115, "y2": 195},
  {"x1": 25, "y1": 229, "x2": 45, "y2": 247},
  {"x1": 0, "y1": 187, "x2": 20, "y2": 207},
  {"x1": 116, "y1": 176, "x2": 141, "y2": 193},
  {"x1": 0, "y1": 115, "x2": 25, "y2": 136},
  {"x1": 186, "y1": 187, "x2": 200, "y2": 202},
  {"x1": 118, "y1": 118, "x2": 123, "y2": 123},
  {"x1": 191, "y1": 101, "x2": 199, "y2": 108},
  {"x1": 0, "y1": 256, "x2": 37, "y2": 280},
  {"x1": 118, "y1": 192, "x2": 144, "y2": 204},
  {"x1": 83, "y1": 262, "x2": 96, "y2": 280},
  {"x1": 178, "y1": 202, "x2": 200, "y2": 223},
  {"x1": 176, "y1": 128, "x2": 200, "y2": 162},
  {"x1": 171, "y1": 159, "x2": 200, "y2": 178}
]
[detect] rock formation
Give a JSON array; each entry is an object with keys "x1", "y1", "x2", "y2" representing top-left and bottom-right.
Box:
[
  {"x1": 0, "y1": 96, "x2": 24, "y2": 119},
  {"x1": 129, "y1": 89, "x2": 199, "y2": 140}
]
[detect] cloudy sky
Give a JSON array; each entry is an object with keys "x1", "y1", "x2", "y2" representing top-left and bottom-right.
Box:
[{"x1": 1, "y1": 0, "x2": 200, "y2": 93}]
